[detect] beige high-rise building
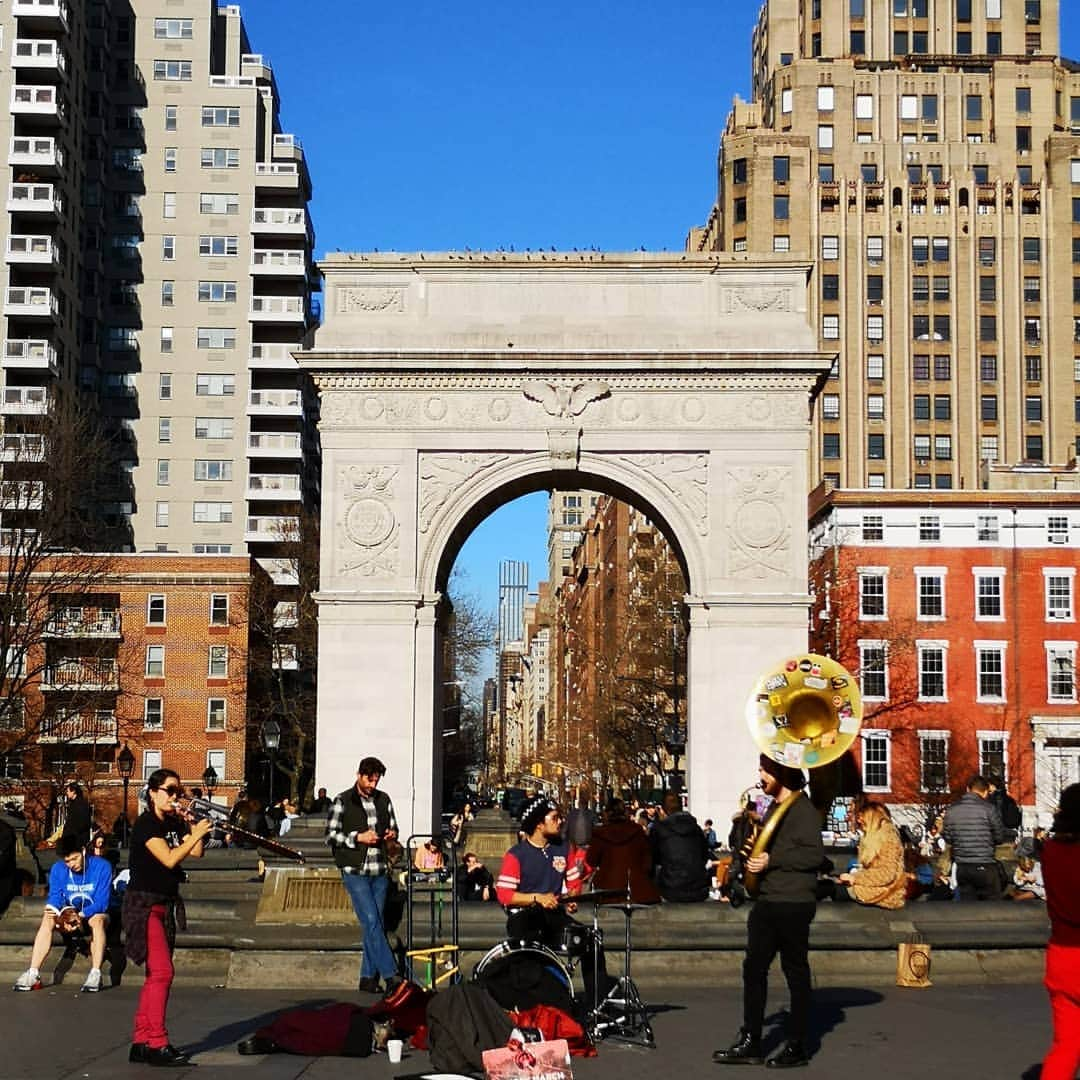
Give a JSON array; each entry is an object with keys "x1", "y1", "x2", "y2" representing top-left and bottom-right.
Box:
[
  {"x1": 0, "y1": 0, "x2": 319, "y2": 566},
  {"x1": 692, "y1": 0, "x2": 1080, "y2": 491},
  {"x1": 547, "y1": 489, "x2": 600, "y2": 583}
]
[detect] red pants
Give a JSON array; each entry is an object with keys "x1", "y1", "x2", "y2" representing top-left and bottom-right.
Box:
[
  {"x1": 132, "y1": 905, "x2": 174, "y2": 1049},
  {"x1": 1043, "y1": 943, "x2": 1080, "y2": 1080}
]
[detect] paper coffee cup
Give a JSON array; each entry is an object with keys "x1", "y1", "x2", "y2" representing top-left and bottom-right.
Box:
[{"x1": 387, "y1": 1039, "x2": 403, "y2": 1064}]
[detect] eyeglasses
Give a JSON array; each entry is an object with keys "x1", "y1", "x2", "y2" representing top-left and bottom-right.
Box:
[{"x1": 161, "y1": 785, "x2": 181, "y2": 796}]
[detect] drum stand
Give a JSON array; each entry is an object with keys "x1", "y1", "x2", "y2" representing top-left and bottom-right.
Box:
[{"x1": 587, "y1": 903, "x2": 655, "y2": 1049}]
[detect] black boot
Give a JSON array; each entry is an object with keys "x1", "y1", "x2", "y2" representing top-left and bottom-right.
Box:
[
  {"x1": 357, "y1": 975, "x2": 381, "y2": 994},
  {"x1": 129, "y1": 1044, "x2": 148, "y2": 1064},
  {"x1": 765, "y1": 1041, "x2": 810, "y2": 1069},
  {"x1": 144, "y1": 1045, "x2": 193, "y2": 1067},
  {"x1": 237, "y1": 1035, "x2": 280, "y2": 1055},
  {"x1": 713, "y1": 1029, "x2": 764, "y2": 1065}
]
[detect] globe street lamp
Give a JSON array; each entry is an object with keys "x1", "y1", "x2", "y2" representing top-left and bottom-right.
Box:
[
  {"x1": 261, "y1": 718, "x2": 281, "y2": 806},
  {"x1": 202, "y1": 765, "x2": 218, "y2": 798},
  {"x1": 116, "y1": 743, "x2": 135, "y2": 847}
]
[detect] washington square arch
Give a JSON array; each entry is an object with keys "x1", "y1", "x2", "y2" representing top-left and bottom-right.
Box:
[{"x1": 299, "y1": 252, "x2": 832, "y2": 838}]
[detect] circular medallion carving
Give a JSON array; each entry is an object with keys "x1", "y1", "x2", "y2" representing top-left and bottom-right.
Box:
[
  {"x1": 681, "y1": 397, "x2": 705, "y2": 423},
  {"x1": 747, "y1": 396, "x2": 771, "y2": 422},
  {"x1": 424, "y1": 396, "x2": 448, "y2": 421},
  {"x1": 617, "y1": 397, "x2": 641, "y2": 422},
  {"x1": 489, "y1": 397, "x2": 511, "y2": 422},
  {"x1": 362, "y1": 396, "x2": 385, "y2": 420},
  {"x1": 344, "y1": 498, "x2": 395, "y2": 548},
  {"x1": 734, "y1": 499, "x2": 784, "y2": 549}
]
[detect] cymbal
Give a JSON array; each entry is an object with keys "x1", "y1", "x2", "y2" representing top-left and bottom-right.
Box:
[{"x1": 560, "y1": 889, "x2": 626, "y2": 904}]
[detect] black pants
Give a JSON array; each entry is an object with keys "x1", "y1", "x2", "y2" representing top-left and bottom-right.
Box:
[
  {"x1": 743, "y1": 899, "x2": 816, "y2": 1045},
  {"x1": 506, "y1": 905, "x2": 612, "y2": 1010},
  {"x1": 955, "y1": 862, "x2": 1000, "y2": 902}
]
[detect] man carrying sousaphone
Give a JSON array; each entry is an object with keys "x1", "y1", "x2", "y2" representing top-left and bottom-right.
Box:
[{"x1": 713, "y1": 756, "x2": 824, "y2": 1069}]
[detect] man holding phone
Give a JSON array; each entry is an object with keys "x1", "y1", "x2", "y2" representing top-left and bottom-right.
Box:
[{"x1": 326, "y1": 757, "x2": 401, "y2": 993}]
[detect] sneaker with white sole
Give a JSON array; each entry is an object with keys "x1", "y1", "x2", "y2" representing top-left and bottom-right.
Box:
[
  {"x1": 13, "y1": 970, "x2": 42, "y2": 992},
  {"x1": 81, "y1": 969, "x2": 102, "y2": 993}
]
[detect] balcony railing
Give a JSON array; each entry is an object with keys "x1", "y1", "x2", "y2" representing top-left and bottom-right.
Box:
[
  {"x1": 4, "y1": 338, "x2": 58, "y2": 372},
  {"x1": 44, "y1": 608, "x2": 121, "y2": 638},
  {"x1": 272, "y1": 133, "x2": 302, "y2": 154},
  {"x1": 254, "y1": 162, "x2": 300, "y2": 188},
  {"x1": 38, "y1": 711, "x2": 118, "y2": 744},
  {"x1": 0, "y1": 480, "x2": 44, "y2": 508},
  {"x1": 209, "y1": 74, "x2": 256, "y2": 88},
  {"x1": 11, "y1": 39, "x2": 67, "y2": 75},
  {"x1": 248, "y1": 342, "x2": 299, "y2": 369},
  {"x1": 247, "y1": 431, "x2": 302, "y2": 456},
  {"x1": 245, "y1": 515, "x2": 300, "y2": 542},
  {"x1": 250, "y1": 295, "x2": 305, "y2": 321},
  {"x1": 7, "y1": 182, "x2": 62, "y2": 215},
  {"x1": 247, "y1": 388, "x2": 303, "y2": 413},
  {"x1": 4, "y1": 286, "x2": 58, "y2": 317},
  {"x1": 250, "y1": 249, "x2": 306, "y2": 274},
  {"x1": 0, "y1": 433, "x2": 44, "y2": 462},
  {"x1": 11, "y1": 0, "x2": 69, "y2": 27},
  {"x1": 247, "y1": 473, "x2": 302, "y2": 498},
  {"x1": 10, "y1": 84, "x2": 62, "y2": 118},
  {"x1": 251, "y1": 207, "x2": 308, "y2": 234},
  {"x1": 9, "y1": 136, "x2": 62, "y2": 171},
  {"x1": 1, "y1": 385, "x2": 47, "y2": 413},
  {"x1": 6, "y1": 234, "x2": 59, "y2": 266}
]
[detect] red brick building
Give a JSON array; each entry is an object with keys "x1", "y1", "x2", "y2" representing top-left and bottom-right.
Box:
[
  {"x1": 0, "y1": 554, "x2": 254, "y2": 835},
  {"x1": 809, "y1": 486, "x2": 1080, "y2": 826}
]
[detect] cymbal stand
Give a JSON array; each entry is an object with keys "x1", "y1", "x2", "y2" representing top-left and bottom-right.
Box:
[{"x1": 588, "y1": 902, "x2": 655, "y2": 1049}]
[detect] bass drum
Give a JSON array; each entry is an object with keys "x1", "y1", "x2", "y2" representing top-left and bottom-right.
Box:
[{"x1": 473, "y1": 941, "x2": 575, "y2": 1014}]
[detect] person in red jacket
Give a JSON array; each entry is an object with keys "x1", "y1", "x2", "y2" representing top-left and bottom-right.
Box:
[{"x1": 1040, "y1": 782, "x2": 1080, "y2": 1080}]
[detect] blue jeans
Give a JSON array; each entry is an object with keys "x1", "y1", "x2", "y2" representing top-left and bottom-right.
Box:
[{"x1": 340, "y1": 872, "x2": 397, "y2": 979}]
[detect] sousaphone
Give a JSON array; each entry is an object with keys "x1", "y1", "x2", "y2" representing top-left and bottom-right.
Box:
[{"x1": 741, "y1": 653, "x2": 863, "y2": 897}]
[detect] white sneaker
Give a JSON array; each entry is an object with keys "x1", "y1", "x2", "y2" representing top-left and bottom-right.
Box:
[
  {"x1": 12, "y1": 970, "x2": 41, "y2": 992},
  {"x1": 81, "y1": 968, "x2": 102, "y2": 993}
]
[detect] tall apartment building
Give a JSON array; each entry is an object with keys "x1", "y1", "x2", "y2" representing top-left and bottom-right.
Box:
[
  {"x1": 496, "y1": 559, "x2": 528, "y2": 654},
  {"x1": 547, "y1": 489, "x2": 599, "y2": 582},
  {"x1": 692, "y1": 0, "x2": 1080, "y2": 490}
]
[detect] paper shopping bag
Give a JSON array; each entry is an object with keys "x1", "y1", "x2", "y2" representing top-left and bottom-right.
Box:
[{"x1": 896, "y1": 935, "x2": 932, "y2": 988}]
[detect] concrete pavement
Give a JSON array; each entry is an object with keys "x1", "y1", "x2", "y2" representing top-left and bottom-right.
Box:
[{"x1": 0, "y1": 980, "x2": 1053, "y2": 1080}]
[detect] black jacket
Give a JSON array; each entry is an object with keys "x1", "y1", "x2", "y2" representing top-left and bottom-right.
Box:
[
  {"x1": 62, "y1": 795, "x2": 92, "y2": 848},
  {"x1": 757, "y1": 793, "x2": 824, "y2": 904},
  {"x1": 650, "y1": 811, "x2": 709, "y2": 902}
]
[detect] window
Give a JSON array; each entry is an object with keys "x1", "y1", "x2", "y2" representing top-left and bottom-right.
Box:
[
  {"x1": 935, "y1": 434, "x2": 952, "y2": 461},
  {"x1": 153, "y1": 60, "x2": 192, "y2": 81},
  {"x1": 195, "y1": 417, "x2": 233, "y2": 440},
  {"x1": 980, "y1": 315, "x2": 997, "y2": 342},
  {"x1": 912, "y1": 236, "x2": 929, "y2": 263},
  {"x1": 817, "y1": 86, "x2": 835, "y2": 112},
  {"x1": 164, "y1": 148, "x2": 177, "y2": 173},
  {"x1": 158, "y1": 373, "x2": 172, "y2": 400},
  {"x1": 199, "y1": 193, "x2": 239, "y2": 215},
  {"x1": 773, "y1": 156, "x2": 789, "y2": 183},
  {"x1": 867, "y1": 354, "x2": 885, "y2": 380},
  {"x1": 781, "y1": 88, "x2": 793, "y2": 114},
  {"x1": 273, "y1": 644, "x2": 299, "y2": 670},
  {"x1": 818, "y1": 125, "x2": 834, "y2": 150},
  {"x1": 918, "y1": 571, "x2": 945, "y2": 618},
  {"x1": 208, "y1": 645, "x2": 228, "y2": 678},
  {"x1": 934, "y1": 395, "x2": 951, "y2": 421},
  {"x1": 198, "y1": 236, "x2": 239, "y2": 257},
  {"x1": 920, "y1": 733, "x2": 949, "y2": 792},
  {"x1": 157, "y1": 460, "x2": 170, "y2": 486},
  {"x1": 1048, "y1": 646, "x2": 1076, "y2": 702},
  {"x1": 206, "y1": 748, "x2": 226, "y2": 779},
  {"x1": 162, "y1": 236, "x2": 175, "y2": 261},
  {"x1": 975, "y1": 644, "x2": 1006, "y2": 701},
  {"x1": 914, "y1": 394, "x2": 930, "y2": 420},
  {"x1": 932, "y1": 237, "x2": 949, "y2": 262},
  {"x1": 861, "y1": 731, "x2": 890, "y2": 791},
  {"x1": 194, "y1": 459, "x2": 233, "y2": 481},
  {"x1": 1027, "y1": 355, "x2": 1043, "y2": 382},
  {"x1": 822, "y1": 315, "x2": 840, "y2": 340},
  {"x1": 143, "y1": 750, "x2": 162, "y2": 781},
  {"x1": 198, "y1": 281, "x2": 237, "y2": 303},
  {"x1": 772, "y1": 236, "x2": 790, "y2": 253},
  {"x1": 210, "y1": 595, "x2": 229, "y2": 625},
  {"x1": 201, "y1": 107, "x2": 241, "y2": 127},
  {"x1": 979, "y1": 236, "x2": 996, "y2": 266},
  {"x1": 915, "y1": 434, "x2": 931, "y2": 460},
  {"x1": 977, "y1": 733, "x2": 1008, "y2": 784},
  {"x1": 866, "y1": 274, "x2": 883, "y2": 303},
  {"x1": 1046, "y1": 571, "x2": 1074, "y2": 620},
  {"x1": 980, "y1": 355, "x2": 997, "y2": 381},
  {"x1": 822, "y1": 275, "x2": 840, "y2": 301},
  {"x1": 975, "y1": 572, "x2": 1004, "y2": 618},
  {"x1": 981, "y1": 435, "x2": 998, "y2": 462},
  {"x1": 773, "y1": 195, "x2": 789, "y2": 220},
  {"x1": 1023, "y1": 236, "x2": 1041, "y2": 262},
  {"x1": 914, "y1": 355, "x2": 930, "y2": 380},
  {"x1": 855, "y1": 94, "x2": 873, "y2": 120},
  {"x1": 193, "y1": 502, "x2": 233, "y2": 523},
  {"x1": 1017, "y1": 126, "x2": 1032, "y2": 152},
  {"x1": 867, "y1": 433, "x2": 885, "y2": 459},
  {"x1": 147, "y1": 595, "x2": 166, "y2": 625},
  {"x1": 196, "y1": 373, "x2": 236, "y2": 396},
  {"x1": 867, "y1": 314, "x2": 883, "y2": 341},
  {"x1": 866, "y1": 235, "x2": 884, "y2": 263},
  {"x1": 918, "y1": 643, "x2": 947, "y2": 700},
  {"x1": 163, "y1": 192, "x2": 176, "y2": 218},
  {"x1": 850, "y1": 30, "x2": 865, "y2": 53},
  {"x1": 934, "y1": 355, "x2": 951, "y2": 380},
  {"x1": 867, "y1": 394, "x2": 885, "y2": 421},
  {"x1": 1050, "y1": 516, "x2": 1071, "y2": 544},
  {"x1": 967, "y1": 95, "x2": 983, "y2": 121},
  {"x1": 901, "y1": 95, "x2": 918, "y2": 121},
  {"x1": 207, "y1": 699, "x2": 226, "y2": 732},
  {"x1": 158, "y1": 418, "x2": 172, "y2": 443},
  {"x1": 981, "y1": 394, "x2": 998, "y2": 421},
  {"x1": 1016, "y1": 87, "x2": 1032, "y2": 114},
  {"x1": 821, "y1": 393, "x2": 840, "y2": 420},
  {"x1": 154, "y1": 17, "x2": 193, "y2": 38},
  {"x1": 196, "y1": 328, "x2": 236, "y2": 349},
  {"x1": 986, "y1": 0, "x2": 1002, "y2": 16},
  {"x1": 160, "y1": 327, "x2": 173, "y2": 353},
  {"x1": 822, "y1": 235, "x2": 839, "y2": 260},
  {"x1": 194, "y1": 544, "x2": 233, "y2": 555},
  {"x1": 1027, "y1": 435, "x2": 1044, "y2": 461},
  {"x1": 1026, "y1": 395, "x2": 1043, "y2": 422},
  {"x1": 200, "y1": 147, "x2": 240, "y2": 169},
  {"x1": 822, "y1": 433, "x2": 840, "y2": 459},
  {"x1": 957, "y1": 31, "x2": 972, "y2": 54},
  {"x1": 164, "y1": 105, "x2": 178, "y2": 132},
  {"x1": 919, "y1": 515, "x2": 940, "y2": 542},
  {"x1": 859, "y1": 642, "x2": 887, "y2": 700},
  {"x1": 145, "y1": 645, "x2": 165, "y2": 677},
  {"x1": 161, "y1": 281, "x2": 174, "y2": 306},
  {"x1": 731, "y1": 158, "x2": 747, "y2": 184},
  {"x1": 913, "y1": 276, "x2": 929, "y2": 303},
  {"x1": 144, "y1": 699, "x2": 164, "y2": 730},
  {"x1": 861, "y1": 515, "x2": 884, "y2": 542},
  {"x1": 819, "y1": 164, "x2": 835, "y2": 182},
  {"x1": 859, "y1": 570, "x2": 887, "y2": 618},
  {"x1": 1024, "y1": 276, "x2": 1041, "y2": 303},
  {"x1": 922, "y1": 95, "x2": 938, "y2": 123}
]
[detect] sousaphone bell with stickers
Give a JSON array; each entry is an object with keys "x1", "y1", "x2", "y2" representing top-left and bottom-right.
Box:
[{"x1": 741, "y1": 653, "x2": 863, "y2": 897}]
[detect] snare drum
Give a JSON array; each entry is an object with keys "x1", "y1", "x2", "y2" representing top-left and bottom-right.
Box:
[{"x1": 473, "y1": 940, "x2": 575, "y2": 1013}]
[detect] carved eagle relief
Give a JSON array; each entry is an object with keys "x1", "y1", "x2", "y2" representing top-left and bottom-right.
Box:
[{"x1": 522, "y1": 379, "x2": 610, "y2": 419}]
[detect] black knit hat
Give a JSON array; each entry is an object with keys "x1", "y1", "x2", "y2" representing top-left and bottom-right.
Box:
[
  {"x1": 759, "y1": 753, "x2": 807, "y2": 791},
  {"x1": 520, "y1": 795, "x2": 559, "y2": 836}
]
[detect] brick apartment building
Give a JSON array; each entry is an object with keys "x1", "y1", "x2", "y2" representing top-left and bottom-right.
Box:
[
  {"x1": 0, "y1": 553, "x2": 255, "y2": 834},
  {"x1": 809, "y1": 483, "x2": 1080, "y2": 825}
]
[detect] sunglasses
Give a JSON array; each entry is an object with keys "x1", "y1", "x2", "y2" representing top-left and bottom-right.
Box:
[{"x1": 161, "y1": 785, "x2": 181, "y2": 796}]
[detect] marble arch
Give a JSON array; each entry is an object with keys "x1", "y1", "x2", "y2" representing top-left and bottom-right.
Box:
[{"x1": 300, "y1": 253, "x2": 832, "y2": 836}]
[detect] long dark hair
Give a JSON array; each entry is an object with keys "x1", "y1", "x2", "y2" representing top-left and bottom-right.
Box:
[
  {"x1": 1052, "y1": 783, "x2": 1080, "y2": 839},
  {"x1": 144, "y1": 768, "x2": 181, "y2": 809}
]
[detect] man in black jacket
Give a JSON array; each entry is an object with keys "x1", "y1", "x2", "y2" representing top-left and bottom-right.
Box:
[
  {"x1": 714, "y1": 756, "x2": 824, "y2": 1070},
  {"x1": 326, "y1": 757, "x2": 401, "y2": 994},
  {"x1": 650, "y1": 792, "x2": 709, "y2": 902}
]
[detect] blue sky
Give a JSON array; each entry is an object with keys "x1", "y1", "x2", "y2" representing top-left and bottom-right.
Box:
[{"x1": 242, "y1": 1, "x2": 1080, "y2": 615}]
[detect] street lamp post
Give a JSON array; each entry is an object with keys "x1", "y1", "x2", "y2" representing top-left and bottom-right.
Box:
[
  {"x1": 116, "y1": 743, "x2": 135, "y2": 847},
  {"x1": 261, "y1": 719, "x2": 281, "y2": 806},
  {"x1": 202, "y1": 765, "x2": 218, "y2": 799}
]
